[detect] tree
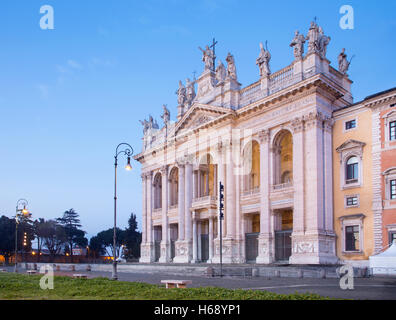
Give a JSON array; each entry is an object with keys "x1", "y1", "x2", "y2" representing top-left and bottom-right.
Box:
[
  {"x1": 124, "y1": 213, "x2": 142, "y2": 259},
  {"x1": 0, "y1": 216, "x2": 16, "y2": 265},
  {"x1": 41, "y1": 220, "x2": 66, "y2": 259},
  {"x1": 96, "y1": 228, "x2": 126, "y2": 258},
  {"x1": 56, "y1": 209, "x2": 87, "y2": 262},
  {"x1": 89, "y1": 235, "x2": 106, "y2": 263}
]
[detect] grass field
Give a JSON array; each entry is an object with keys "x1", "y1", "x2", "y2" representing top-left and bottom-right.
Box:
[{"x1": 0, "y1": 273, "x2": 329, "y2": 300}]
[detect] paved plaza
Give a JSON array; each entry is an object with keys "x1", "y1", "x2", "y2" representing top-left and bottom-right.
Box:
[{"x1": 3, "y1": 266, "x2": 396, "y2": 300}]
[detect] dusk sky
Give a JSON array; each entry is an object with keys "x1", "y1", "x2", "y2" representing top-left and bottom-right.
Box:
[{"x1": 1, "y1": 0, "x2": 395, "y2": 239}]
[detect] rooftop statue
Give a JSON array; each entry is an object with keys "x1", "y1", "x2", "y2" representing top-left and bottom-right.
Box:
[
  {"x1": 139, "y1": 119, "x2": 150, "y2": 135},
  {"x1": 306, "y1": 21, "x2": 330, "y2": 59},
  {"x1": 176, "y1": 80, "x2": 187, "y2": 106},
  {"x1": 185, "y1": 78, "x2": 196, "y2": 105},
  {"x1": 338, "y1": 48, "x2": 353, "y2": 75},
  {"x1": 226, "y1": 53, "x2": 237, "y2": 81},
  {"x1": 149, "y1": 115, "x2": 159, "y2": 129},
  {"x1": 290, "y1": 30, "x2": 306, "y2": 60},
  {"x1": 215, "y1": 60, "x2": 227, "y2": 82},
  {"x1": 161, "y1": 104, "x2": 170, "y2": 127},
  {"x1": 316, "y1": 26, "x2": 331, "y2": 58},
  {"x1": 256, "y1": 42, "x2": 271, "y2": 77},
  {"x1": 198, "y1": 45, "x2": 215, "y2": 71}
]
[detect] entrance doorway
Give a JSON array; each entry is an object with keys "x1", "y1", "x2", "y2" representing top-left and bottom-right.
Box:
[
  {"x1": 245, "y1": 233, "x2": 259, "y2": 262},
  {"x1": 245, "y1": 213, "x2": 260, "y2": 263},
  {"x1": 154, "y1": 226, "x2": 162, "y2": 262},
  {"x1": 199, "y1": 220, "x2": 209, "y2": 262},
  {"x1": 169, "y1": 224, "x2": 178, "y2": 261},
  {"x1": 201, "y1": 234, "x2": 209, "y2": 262},
  {"x1": 274, "y1": 209, "x2": 293, "y2": 262}
]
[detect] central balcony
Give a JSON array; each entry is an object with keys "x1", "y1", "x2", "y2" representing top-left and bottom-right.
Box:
[
  {"x1": 272, "y1": 181, "x2": 293, "y2": 191},
  {"x1": 191, "y1": 195, "x2": 218, "y2": 210}
]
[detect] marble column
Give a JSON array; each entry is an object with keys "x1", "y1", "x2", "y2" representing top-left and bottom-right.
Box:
[
  {"x1": 140, "y1": 171, "x2": 154, "y2": 263},
  {"x1": 226, "y1": 141, "x2": 235, "y2": 238},
  {"x1": 192, "y1": 212, "x2": 198, "y2": 263},
  {"x1": 178, "y1": 165, "x2": 185, "y2": 240},
  {"x1": 173, "y1": 163, "x2": 188, "y2": 263},
  {"x1": 223, "y1": 139, "x2": 236, "y2": 263},
  {"x1": 212, "y1": 142, "x2": 224, "y2": 263},
  {"x1": 141, "y1": 173, "x2": 147, "y2": 244},
  {"x1": 256, "y1": 129, "x2": 273, "y2": 264},
  {"x1": 291, "y1": 117, "x2": 305, "y2": 235},
  {"x1": 159, "y1": 166, "x2": 170, "y2": 263},
  {"x1": 139, "y1": 173, "x2": 147, "y2": 263},
  {"x1": 185, "y1": 163, "x2": 193, "y2": 261}
]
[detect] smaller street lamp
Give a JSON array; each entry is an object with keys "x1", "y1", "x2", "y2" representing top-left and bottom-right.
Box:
[
  {"x1": 15, "y1": 199, "x2": 31, "y2": 273},
  {"x1": 112, "y1": 143, "x2": 134, "y2": 280}
]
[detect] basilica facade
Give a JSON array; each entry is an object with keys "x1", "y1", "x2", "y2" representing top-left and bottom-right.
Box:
[{"x1": 134, "y1": 21, "x2": 396, "y2": 265}]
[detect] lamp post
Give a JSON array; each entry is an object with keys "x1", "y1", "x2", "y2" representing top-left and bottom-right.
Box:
[
  {"x1": 15, "y1": 199, "x2": 31, "y2": 273},
  {"x1": 112, "y1": 143, "x2": 133, "y2": 280}
]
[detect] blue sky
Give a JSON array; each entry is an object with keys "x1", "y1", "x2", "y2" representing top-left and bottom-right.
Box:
[{"x1": 1, "y1": 0, "x2": 395, "y2": 239}]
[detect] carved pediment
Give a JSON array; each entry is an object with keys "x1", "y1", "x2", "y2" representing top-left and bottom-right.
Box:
[
  {"x1": 336, "y1": 139, "x2": 366, "y2": 153},
  {"x1": 173, "y1": 103, "x2": 232, "y2": 136}
]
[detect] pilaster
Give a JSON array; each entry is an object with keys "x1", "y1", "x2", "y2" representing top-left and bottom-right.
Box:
[{"x1": 256, "y1": 129, "x2": 274, "y2": 264}]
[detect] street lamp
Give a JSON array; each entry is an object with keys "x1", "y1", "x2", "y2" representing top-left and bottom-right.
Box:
[
  {"x1": 15, "y1": 199, "x2": 31, "y2": 273},
  {"x1": 112, "y1": 143, "x2": 134, "y2": 280}
]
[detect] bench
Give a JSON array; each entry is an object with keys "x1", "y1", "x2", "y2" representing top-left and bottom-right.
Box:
[
  {"x1": 0, "y1": 269, "x2": 7, "y2": 273},
  {"x1": 27, "y1": 270, "x2": 37, "y2": 275},
  {"x1": 161, "y1": 280, "x2": 192, "y2": 289},
  {"x1": 73, "y1": 274, "x2": 88, "y2": 279}
]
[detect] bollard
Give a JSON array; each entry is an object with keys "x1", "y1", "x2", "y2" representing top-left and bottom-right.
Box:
[
  {"x1": 33, "y1": 263, "x2": 37, "y2": 271},
  {"x1": 86, "y1": 265, "x2": 91, "y2": 272},
  {"x1": 70, "y1": 265, "x2": 75, "y2": 272},
  {"x1": 297, "y1": 269, "x2": 303, "y2": 279}
]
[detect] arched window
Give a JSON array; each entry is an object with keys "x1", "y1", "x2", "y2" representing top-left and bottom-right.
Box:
[
  {"x1": 243, "y1": 140, "x2": 260, "y2": 191},
  {"x1": 346, "y1": 156, "x2": 358, "y2": 182},
  {"x1": 196, "y1": 154, "x2": 216, "y2": 198},
  {"x1": 169, "y1": 168, "x2": 178, "y2": 206},
  {"x1": 153, "y1": 173, "x2": 162, "y2": 209},
  {"x1": 272, "y1": 130, "x2": 293, "y2": 186}
]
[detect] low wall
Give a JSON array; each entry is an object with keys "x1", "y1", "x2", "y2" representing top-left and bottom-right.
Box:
[{"x1": 21, "y1": 262, "x2": 373, "y2": 278}]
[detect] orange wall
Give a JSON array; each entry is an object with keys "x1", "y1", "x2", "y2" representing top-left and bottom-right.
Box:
[{"x1": 380, "y1": 109, "x2": 396, "y2": 247}]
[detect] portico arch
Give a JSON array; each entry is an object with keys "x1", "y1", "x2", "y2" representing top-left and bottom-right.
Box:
[
  {"x1": 272, "y1": 129, "x2": 293, "y2": 185},
  {"x1": 153, "y1": 172, "x2": 162, "y2": 209},
  {"x1": 242, "y1": 140, "x2": 260, "y2": 191},
  {"x1": 169, "y1": 167, "x2": 179, "y2": 206}
]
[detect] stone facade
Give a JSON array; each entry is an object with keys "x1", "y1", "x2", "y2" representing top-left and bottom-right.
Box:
[{"x1": 135, "y1": 21, "x2": 393, "y2": 265}]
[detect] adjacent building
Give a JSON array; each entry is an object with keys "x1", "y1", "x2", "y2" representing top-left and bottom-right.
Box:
[{"x1": 134, "y1": 21, "x2": 396, "y2": 265}]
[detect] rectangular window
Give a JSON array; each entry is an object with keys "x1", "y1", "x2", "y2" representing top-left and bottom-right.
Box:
[
  {"x1": 345, "y1": 119, "x2": 356, "y2": 130},
  {"x1": 391, "y1": 180, "x2": 396, "y2": 200},
  {"x1": 345, "y1": 225, "x2": 360, "y2": 251},
  {"x1": 390, "y1": 121, "x2": 396, "y2": 141},
  {"x1": 390, "y1": 232, "x2": 396, "y2": 245},
  {"x1": 346, "y1": 163, "x2": 358, "y2": 181},
  {"x1": 346, "y1": 196, "x2": 358, "y2": 206}
]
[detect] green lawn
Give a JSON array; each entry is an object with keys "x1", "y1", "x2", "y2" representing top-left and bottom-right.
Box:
[{"x1": 0, "y1": 273, "x2": 328, "y2": 300}]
